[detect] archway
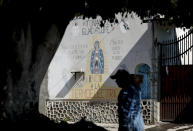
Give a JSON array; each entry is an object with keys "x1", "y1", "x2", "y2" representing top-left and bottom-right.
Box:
[{"x1": 135, "y1": 64, "x2": 151, "y2": 99}]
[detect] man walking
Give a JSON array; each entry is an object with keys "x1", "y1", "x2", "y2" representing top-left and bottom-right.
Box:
[{"x1": 111, "y1": 69, "x2": 144, "y2": 131}]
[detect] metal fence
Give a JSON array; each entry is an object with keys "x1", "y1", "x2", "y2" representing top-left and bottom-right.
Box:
[{"x1": 159, "y1": 29, "x2": 193, "y2": 122}]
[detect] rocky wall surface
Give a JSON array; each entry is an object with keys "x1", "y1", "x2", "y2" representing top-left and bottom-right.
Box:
[{"x1": 46, "y1": 99, "x2": 153, "y2": 124}]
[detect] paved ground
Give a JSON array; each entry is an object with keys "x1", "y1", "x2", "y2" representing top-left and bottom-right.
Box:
[
  {"x1": 96, "y1": 122, "x2": 193, "y2": 131},
  {"x1": 146, "y1": 122, "x2": 193, "y2": 131}
]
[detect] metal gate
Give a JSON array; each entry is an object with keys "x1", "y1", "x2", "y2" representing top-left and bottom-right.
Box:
[{"x1": 160, "y1": 30, "x2": 193, "y2": 122}]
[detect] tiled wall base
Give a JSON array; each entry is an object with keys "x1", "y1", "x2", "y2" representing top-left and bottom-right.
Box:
[{"x1": 46, "y1": 99, "x2": 153, "y2": 124}]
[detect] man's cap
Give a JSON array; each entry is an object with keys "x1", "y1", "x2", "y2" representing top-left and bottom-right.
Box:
[{"x1": 110, "y1": 69, "x2": 130, "y2": 80}]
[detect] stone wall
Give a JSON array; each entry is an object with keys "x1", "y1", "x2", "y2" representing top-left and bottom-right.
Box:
[
  {"x1": 46, "y1": 99, "x2": 153, "y2": 125},
  {"x1": 141, "y1": 99, "x2": 153, "y2": 124}
]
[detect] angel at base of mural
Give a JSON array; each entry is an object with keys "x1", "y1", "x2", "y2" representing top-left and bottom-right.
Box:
[{"x1": 90, "y1": 40, "x2": 104, "y2": 74}]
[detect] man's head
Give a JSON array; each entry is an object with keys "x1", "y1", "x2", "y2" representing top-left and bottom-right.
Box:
[
  {"x1": 110, "y1": 69, "x2": 131, "y2": 88},
  {"x1": 110, "y1": 69, "x2": 144, "y2": 88}
]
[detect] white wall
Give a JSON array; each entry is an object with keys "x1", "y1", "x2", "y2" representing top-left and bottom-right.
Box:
[{"x1": 46, "y1": 13, "x2": 154, "y2": 100}]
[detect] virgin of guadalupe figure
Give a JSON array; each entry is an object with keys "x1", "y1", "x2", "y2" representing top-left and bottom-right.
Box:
[{"x1": 90, "y1": 40, "x2": 104, "y2": 74}]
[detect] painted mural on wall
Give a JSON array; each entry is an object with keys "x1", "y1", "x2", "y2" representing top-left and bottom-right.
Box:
[
  {"x1": 70, "y1": 35, "x2": 121, "y2": 100},
  {"x1": 110, "y1": 39, "x2": 124, "y2": 61},
  {"x1": 81, "y1": 19, "x2": 113, "y2": 35},
  {"x1": 47, "y1": 14, "x2": 152, "y2": 100},
  {"x1": 90, "y1": 40, "x2": 104, "y2": 74}
]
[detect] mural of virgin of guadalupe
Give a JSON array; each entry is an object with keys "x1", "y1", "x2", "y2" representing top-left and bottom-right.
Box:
[{"x1": 90, "y1": 40, "x2": 104, "y2": 74}]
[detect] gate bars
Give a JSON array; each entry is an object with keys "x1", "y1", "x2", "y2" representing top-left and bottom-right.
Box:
[
  {"x1": 159, "y1": 29, "x2": 193, "y2": 122},
  {"x1": 160, "y1": 29, "x2": 193, "y2": 66}
]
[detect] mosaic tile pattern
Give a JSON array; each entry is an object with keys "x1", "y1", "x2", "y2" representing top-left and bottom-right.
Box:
[{"x1": 46, "y1": 100, "x2": 153, "y2": 124}]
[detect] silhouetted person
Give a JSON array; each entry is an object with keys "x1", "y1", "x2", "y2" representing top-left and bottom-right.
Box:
[{"x1": 111, "y1": 69, "x2": 144, "y2": 131}]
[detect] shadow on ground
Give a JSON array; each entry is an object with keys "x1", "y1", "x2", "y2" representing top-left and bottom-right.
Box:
[
  {"x1": 175, "y1": 98, "x2": 193, "y2": 124},
  {"x1": 0, "y1": 113, "x2": 107, "y2": 131}
]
